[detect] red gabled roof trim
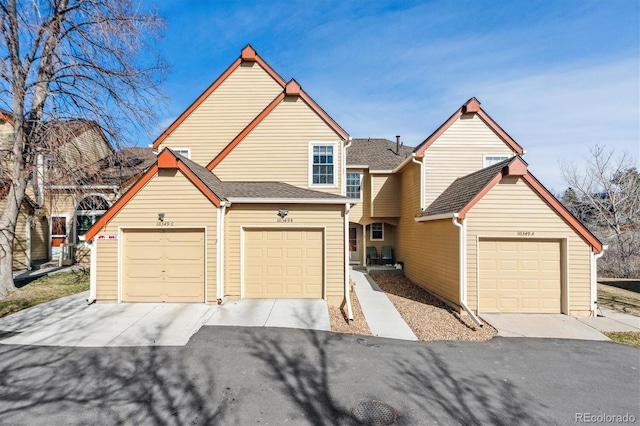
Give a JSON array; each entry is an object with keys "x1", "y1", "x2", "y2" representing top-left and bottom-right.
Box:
[
  {"x1": 85, "y1": 149, "x2": 221, "y2": 241},
  {"x1": 151, "y1": 45, "x2": 287, "y2": 149},
  {"x1": 206, "y1": 78, "x2": 350, "y2": 171},
  {"x1": 0, "y1": 110, "x2": 14, "y2": 126},
  {"x1": 206, "y1": 92, "x2": 286, "y2": 170},
  {"x1": 457, "y1": 156, "x2": 603, "y2": 252},
  {"x1": 414, "y1": 98, "x2": 524, "y2": 156}
]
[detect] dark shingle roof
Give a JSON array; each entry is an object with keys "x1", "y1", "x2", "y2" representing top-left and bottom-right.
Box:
[
  {"x1": 173, "y1": 151, "x2": 226, "y2": 200},
  {"x1": 221, "y1": 181, "x2": 349, "y2": 200},
  {"x1": 422, "y1": 157, "x2": 516, "y2": 217},
  {"x1": 347, "y1": 138, "x2": 414, "y2": 170},
  {"x1": 73, "y1": 147, "x2": 157, "y2": 186}
]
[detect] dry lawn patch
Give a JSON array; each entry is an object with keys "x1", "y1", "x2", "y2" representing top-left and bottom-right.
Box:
[
  {"x1": 0, "y1": 271, "x2": 89, "y2": 318},
  {"x1": 604, "y1": 331, "x2": 640, "y2": 348},
  {"x1": 598, "y1": 280, "x2": 640, "y2": 317},
  {"x1": 371, "y1": 274, "x2": 496, "y2": 341}
]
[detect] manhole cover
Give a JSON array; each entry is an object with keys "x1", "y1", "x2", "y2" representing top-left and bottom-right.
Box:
[{"x1": 350, "y1": 400, "x2": 397, "y2": 425}]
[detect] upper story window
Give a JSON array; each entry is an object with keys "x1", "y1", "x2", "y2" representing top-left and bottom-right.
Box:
[
  {"x1": 484, "y1": 155, "x2": 509, "y2": 167},
  {"x1": 346, "y1": 172, "x2": 362, "y2": 199},
  {"x1": 309, "y1": 142, "x2": 337, "y2": 186},
  {"x1": 75, "y1": 195, "x2": 111, "y2": 245},
  {"x1": 172, "y1": 148, "x2": 190, "y2": 159},
  {"x1": 370, "y1": 222, "x2": 384, "y2": 241}
]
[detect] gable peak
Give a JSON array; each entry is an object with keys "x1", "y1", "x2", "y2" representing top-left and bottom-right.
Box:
[
  {"x1": 462, "y1": 97, "x2": 481, "y2": 113},
  {"x1": 241, "y1": 45, "x2": 257, "y2": 62},
  {"x1": 285, "y1": 79, "x2": 301, "y2": 97}
]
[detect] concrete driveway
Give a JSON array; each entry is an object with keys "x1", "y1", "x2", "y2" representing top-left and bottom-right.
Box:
[
  {"x1": 0, "y1": 293, "x2": 330, "y2": 347},
  {"x1": 481, "y1": 314, "x2": 611, "y2": 340}
]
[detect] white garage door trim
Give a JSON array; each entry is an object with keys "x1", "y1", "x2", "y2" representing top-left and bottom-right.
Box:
[
  {"x1": 476, "y1": 236, "x2": 568, "y2": 314},
  {"x1": 240, "y1": 226, "x2": 327, "y2": 299},
  {"x1": 118, "y1": 226, "x2": 208, "y2": 303}
]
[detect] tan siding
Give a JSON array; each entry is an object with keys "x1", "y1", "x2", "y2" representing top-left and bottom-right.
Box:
[
  {"x1": 396, "y1": 163, "x2": 460, "y2": 306},
  {"x1": 363, "y1": 223, "x2": 396, "y2": 261},
  {"x1": 159, "y1": 62, "x2": 283, "y2": 166},
  {"x1": 55, "y1": 127, "x2": 112, "y2": 170},
  {"x1": 466, "y1": 176, "x2": 592, "y2": 315},
  {"x1": 225, "y1": 204, "x2": 345, "y2": 299},
  {"x1": 424, "y1": 114, "x2": 517, "y2": 207},
  {"x1": 93, "y1": 169, "x2": 218, "y2": 303},
  {"x1": 212, "y1": 98, "x2": 344, "y2": 195},
  {"x1": 96, "y1": 239, "x2": 118, "y2": 302},
  {"x1": 31, "y1": 216, "x2": 48, "y2": 260},
  {"x1": 371, "y1": 174, "x2": 400, "y2": 217}
]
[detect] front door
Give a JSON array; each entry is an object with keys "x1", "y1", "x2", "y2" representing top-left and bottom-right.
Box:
[
  {"x1": 51, "y1": 216, "x2": 68, "y2": 258},
  {"x1": 349, "y1": 224, "x2": 360, "y2": 264}
]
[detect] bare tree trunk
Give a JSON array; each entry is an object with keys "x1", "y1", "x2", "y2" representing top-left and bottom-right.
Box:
[{"x1": 0, "y1": 183, "x2": 24, "y2": 296}]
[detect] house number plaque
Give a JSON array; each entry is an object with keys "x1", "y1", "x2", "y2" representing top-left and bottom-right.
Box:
[
  {"x1": 276, "y1": 217, "x2": 293, "y2": 223},
  {"x1": 156, "y1": 221, "x2": 175, "y2": 226},
  {"x1": 517, "y1": 231, "x2": 534, "y2": 236}
]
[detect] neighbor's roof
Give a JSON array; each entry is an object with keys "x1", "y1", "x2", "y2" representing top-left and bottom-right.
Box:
[
  {"x1": 423, "y1": 157, "x2": 514, "y2": 217},
  {"x1": 420, "y1": 156, "x2": 603, "y2": 251},
  {"x1": 347, "y1": 138, "x2": 414, "y2": 171}
]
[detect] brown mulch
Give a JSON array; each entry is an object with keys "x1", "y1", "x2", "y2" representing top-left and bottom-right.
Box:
[
  {"x1": 371, "y1": 274, "x2": 496, "y2": 341},
  {"x1": 329, "y1": 282, "x2": 372, "y2": 336}
]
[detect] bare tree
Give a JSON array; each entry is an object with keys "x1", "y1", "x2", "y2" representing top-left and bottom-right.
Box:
[
  {"x1": 0, "y1": 0, "x2": 166, "y2": 296},
  {"x1": 562, "y1": 145, "x2": 640, "y2": 278}
]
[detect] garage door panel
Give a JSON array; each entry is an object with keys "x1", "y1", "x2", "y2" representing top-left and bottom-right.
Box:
[
  {"x1": 480, "y1": 239, "x2": 561, "y2": 313},
  {"x1": 244, "y1": 229, "x2": 323, "y2": 299},
  {"x1": 123, "y1": 229, "x2": 205, "y2": 303}
]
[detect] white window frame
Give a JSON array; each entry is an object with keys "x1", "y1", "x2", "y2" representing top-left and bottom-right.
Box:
[
  {"x1": 370, "y1": 222, "x2": 384, "y2": 241},
  {"x1": 483, "y1": 154, "x2": 510, "y2": 168},
  {"x1": 346, "y1": 172, "x2": 362, "y2": 201},
  {"x1": 308, "y1": 141, "x2": 338, "y2": 188},
  {"x1": 172, "y1": 148, "x2": 191, "y2": 159},
  {"x1": 75, "y1": 194, "x2": 111, "y2": 246}
]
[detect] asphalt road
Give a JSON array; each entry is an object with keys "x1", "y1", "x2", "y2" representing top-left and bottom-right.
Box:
[{"x1": 0, "y1": 327, "x2": 637, "y2": 425}]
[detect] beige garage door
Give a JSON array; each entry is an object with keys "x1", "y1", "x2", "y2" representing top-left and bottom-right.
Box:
[
  {"x1": 244, "y1": 229, "x2": 323, "y2": 298},
  {"x1": 479, "y1": 239, "x2": 561, "y2": 313},
  {"x1": 123, "y1": 229, "x2": 205, "y2": 302}
]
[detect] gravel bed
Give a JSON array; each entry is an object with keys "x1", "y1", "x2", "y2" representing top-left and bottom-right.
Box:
[
  {"x1": 371, "y1": 274, "x2": 496, "y2": 341},
  {"x1": 329, "y1": 282, "x2": 371, "y2": 336}
]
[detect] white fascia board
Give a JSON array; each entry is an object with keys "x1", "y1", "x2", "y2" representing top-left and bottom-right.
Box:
[
  {"x1": 46, "y1": 185, "x2": 119, "y2": 190},
  {"x1": 392, "y1": 154, "x2": 417, "y2": 173},
  {"x1": 346, "y1": 165, "x2": 370, "y2": 169},
  {"x1": 226, "y1": 197, "x2": 351, "y2": 204},
  {"x1": 414, "y1": 212, "x2": 458, "y2": 222},
  {"x1": 369, "y1": 170, "x2": 394, "y2": 174}
]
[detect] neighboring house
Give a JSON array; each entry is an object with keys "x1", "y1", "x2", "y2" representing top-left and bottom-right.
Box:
[
  {"x1": 85, "y1": 46, "x2": 603, "y2": 318},
  {"x1": 0, "y1": 112, "x2": 155, "y2": 270}
]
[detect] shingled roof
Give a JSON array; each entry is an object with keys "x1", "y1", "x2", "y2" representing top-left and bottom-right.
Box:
[
  {"x1": 221, "y1": 181, "x2": 350, "y2": 200},
  {"x1": 347, "y1": 138, "x2": 414, "y2": 171},
  {"x1": 422, "y1": 157, "x2": 516, "y2": 217}
]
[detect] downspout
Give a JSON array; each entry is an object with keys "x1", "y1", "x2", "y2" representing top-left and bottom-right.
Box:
[
  {"x1": 217, "y1": 201, "x2": 228, "y2": 304},
  {"x1": 88, "y1": 241, "x2": 97, "y2": 304},
  {"x1": 452, "y1": 215, "x2": 483, "y2": 327},
  {"x1": 591, "y1": 246, "x2": 607, "y2": 316},
  {"x1": 410, "y1": 154, "x2": 425, "y2": 211},
  {"x1": 343, "y1": 202, "x2": 354, "y2": 320}
]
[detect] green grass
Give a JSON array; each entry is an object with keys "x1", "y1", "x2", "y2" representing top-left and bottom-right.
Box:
[
  {"x1": 0, "y1": 270, "x2": 89, "y2": 319},
  {"x1": 604, "y1": 331, "x2": 640, "y2": 348}
]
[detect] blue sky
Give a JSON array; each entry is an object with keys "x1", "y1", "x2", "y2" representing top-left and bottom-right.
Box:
[{"x1": 142, "y1": 1, "x2": 639, "y2": 191}]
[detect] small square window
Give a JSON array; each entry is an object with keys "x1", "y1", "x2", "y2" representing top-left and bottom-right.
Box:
[{"x1": 370, "y1": 222, "x2": 383, "y2": 241}]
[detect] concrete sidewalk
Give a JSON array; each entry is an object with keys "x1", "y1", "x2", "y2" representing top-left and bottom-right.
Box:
[
  {"x1": 350, "y1": 268, "x2": 417, "y2": 340},
  {"x1": 577, "y1": 307, "x2": 640, "y2": 333},
  {"x1": 481, "y1": 314, "x2": 611, "y2": 340}
]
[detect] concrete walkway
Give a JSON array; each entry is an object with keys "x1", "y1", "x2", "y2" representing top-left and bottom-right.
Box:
[
  {"x1": 350, "y1": 268, "x2": 417, "y2": 340},
  {"x1": 481, "y1": 314, "x2": 611, "y2": 340},
  {"x1": 206, "y1": 299, "x2": 330, "y2": 331},
  {"x1": 577, "y1": 307, "x2": 640, "y2": 332}
]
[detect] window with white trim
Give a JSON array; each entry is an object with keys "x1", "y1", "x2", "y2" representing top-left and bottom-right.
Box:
[
  {"x1": 310, "y1": 144, "x2": 335, "y2": 185},
  {"x1": 370, "y1": 222, "x2": 384, "y2": 241},
  {"x1": 346, "y1": 172, "x2": 362, "y2": 199},
  {"x1": 75, "y1": 195, "x2": 110, "y2": 244},
  {"x1": 173, "y1": 148, "x2": 190, "y2": 159},
  {"x1": 483, "y1": 155, "x2": 509, "y2": 167}
]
